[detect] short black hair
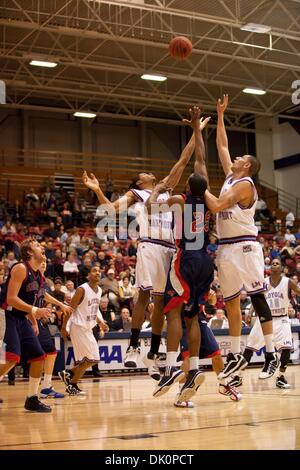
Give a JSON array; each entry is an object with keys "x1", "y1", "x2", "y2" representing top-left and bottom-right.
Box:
[
  {"x1": 188, "y1": 173, "x2": 208, "y2": 197},
  {"x1": 129, "y1": 174, "x2": 140, "y2": 190}
]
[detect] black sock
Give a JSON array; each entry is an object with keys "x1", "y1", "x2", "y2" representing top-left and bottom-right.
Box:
[
  {"x1": 150, "y1": 334, "x2": 161, "y2": 355},
  {"x1": 243, "y1": 348, "x2": 254, "y2": 364},
  {"x1": 129, "y1": 328, "x2": 141, "y2": 348}
]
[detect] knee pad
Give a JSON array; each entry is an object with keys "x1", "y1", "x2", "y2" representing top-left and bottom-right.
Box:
[{"x1": 251, "y1": 293, "x2": 272, "y2": 323}]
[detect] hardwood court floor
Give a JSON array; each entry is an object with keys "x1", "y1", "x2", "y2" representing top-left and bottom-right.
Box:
[{"x1": 1, "y1": 366, "x2": 300, "y2": 450}]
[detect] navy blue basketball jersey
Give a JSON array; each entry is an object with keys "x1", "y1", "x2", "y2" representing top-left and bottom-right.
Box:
[
  {"x1": 177, "y1": 192, "x2": 211, "y2": 251},
  {"x1": 7, "y1": 262, "x2": 44, "y2": 317}
]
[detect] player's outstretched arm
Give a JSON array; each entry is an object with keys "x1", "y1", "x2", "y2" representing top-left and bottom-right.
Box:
[
  {"x1": 205, "y1": 180, "x2": 252, "y2": 213},
  {"x1": 161, "y1": 132, "x2": 195, "y2": 191},
  {"x1": 82, "y1": 171, "x2": 136, "y2": 213},
  {"x1": 146, "y1": 181, "x2": 184, "y2": 214},
  {"x1": 216, "y1": 94, "x2": 232, "y2": 177},
  {"x1": 183, "y1": 106, "x2": 211, "y2": 188}
]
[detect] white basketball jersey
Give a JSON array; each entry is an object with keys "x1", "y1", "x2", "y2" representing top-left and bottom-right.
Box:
[
  {"x1": 71, "y1": 283, "x2": 102, "y2": 329},
  {"x1": 216, "y1": 175, "x2": 258, "y2": 243},
  {"x1": 130, "y1": 188, "x2": 174, "y2": 246},
  {"x1": 265, "y1": 276, "x2": 290, "y2": 317}
]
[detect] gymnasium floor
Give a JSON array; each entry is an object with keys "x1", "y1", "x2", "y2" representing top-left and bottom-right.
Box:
[{"x1": 1, "y1": 366, "x2": 300, "y2": 450}]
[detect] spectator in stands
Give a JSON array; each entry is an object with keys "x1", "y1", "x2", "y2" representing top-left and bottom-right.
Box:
[
  {"x1": 114, "y1": 252, "x2": 128, "y2": 275},
  {"x1": 112, "y1": 307, "x2": 132, "y2": 332},
  {"x1": 68, "y1": 227, "x2": 81, "y2": 250},
  {"x1": 270, "y1": 240, "x2": 280, "y2": 260},
  {"x1": 1, "y1": 220, "x2": 16, "y2": 235},
  {"x1": 62, "y1": 280, "x2": 76, "y2": 305},
  {"x1": 79, "y1": 255, "x2": 93, "y2": 284},
  {"x1": 63, "y1": 253, "x2": 79, "y2": 285},
  {"x1": 0, "y1": 198, "x2": 7, "y2": 228},
  {"x1": 215, "y1": 289, "x2": 226, "y2": 311},
  {"x1": 47, "y1": 203, "x2": 58, "y2": 223},
  {"x1": 286, "y1": 209, "x2": 295, "y2": 229},
  {"x1": 99, "y1": 295, "x2": 116, "y2": 330},
  {"x1": 105, "y1": 172, "x2": 114, "y2": 201},
  {"x1": 100, "y1": 268, "x2": 120, "y2": 308},
  {"x1": 141, "y1": 302, "x2": 154, "y2": 330},
  {"x1": 295, "y1": 227, "x2": 300, "y2": 242},
  {"x1": 264, "y1": 257, "x2": 272, "y2": 276},
  {"x1": 255, "y1": 197, "x2": 268, "y2": 220},
  {"x1": 11, "y1": 199, "x2": 24, "y2": 223},
  {"x1": 59, "y1": 224, "x2": 68, "y2": 244},
  {"x1": 61, "y1": 202, "x2": 73, "y2": 229},
  {"x1": 119, "y1": 275, "x2": 135, "y2": 310},
  {"x1": 208, "y1": 309, "x2": 229, "y2": 329},
  {"x1": 43, "y1": 221, "x2": 58, "y2": 240},
  {"x1": 207, "y1": 235, "x2": 218, "y2": 258},
  {"x1": 284, "y1": 228, "x2": 296, "y2": 246},
  {"x1": 280, "y1": 241, "x2": 295, "y2": 264},
  {"x1": 25, "y1": 187, "x2": 39, "y2": 210},
  {"x1": 52, "y1": 277, "x2": 65, "y2": 303},
  {"x1": 240, "y1": 289, "x2": 251, "y2": 324},
  {"x1": 128, "y1": 241, "x2": 137, "y2": 258},
  {"x1": 294, "y1": 262, "x2": 300, "y2": 282},
  {"x1": 6, "y1": 251, "x2": 17, "y2": 269}
]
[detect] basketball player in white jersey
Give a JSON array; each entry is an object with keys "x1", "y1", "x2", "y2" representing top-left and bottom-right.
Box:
[
  {"x1": 204, "y1": 94, "x2": 278, "y2": 380},
  {"x1": 230, "y1": 258, "x2": 300, "y2": 389},
  {"x1": 58, "y1": 266, "x2": 105, "y2": 395},
  {"x1": 82, "y1": 129, "x2": 206, "y2": 377}
]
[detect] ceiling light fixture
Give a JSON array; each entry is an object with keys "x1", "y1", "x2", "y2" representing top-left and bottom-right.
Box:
[
  {"x1": 73, "y1": 111, "x2": 96, "y2": 118},
  {"x1": 29, "y1": 60, "x2": 58, "y2": 68},
  {"x1": 243, "y1": 88, "x2": 266, "y2": 95},
  {"x1": 240, "y1": 23, "x2": 271, "y2": 34},
  {"x1": 141, "y1": 74, "x2": 167, "y2": 82}
]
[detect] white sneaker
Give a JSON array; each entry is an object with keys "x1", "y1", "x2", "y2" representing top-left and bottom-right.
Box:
[
  {"x1": 124, "y1": 346, "x2": 140, "y2": 368},
  {"x1": 174, "y1": 393, "x2": 194, "y2": 408},
  {"x1": 259, "y1": 352, "x2": 279, "y2": 379},
  {"x1": 143, "y1": 352, "x2": 160, "y2": 381}
]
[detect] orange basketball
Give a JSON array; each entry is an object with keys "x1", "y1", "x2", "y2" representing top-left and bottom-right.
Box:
[{"x1": 169, "y1": 36, "x2": 193, "y2": 60}]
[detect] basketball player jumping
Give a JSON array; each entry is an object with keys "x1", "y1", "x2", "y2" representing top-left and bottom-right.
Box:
[
  {"x1": 230, "y1": 258, "x2": 300, "y2": 389},
  {"x1": 204, "y1": 94, "x2": 278, "y2": 380},
  {"x1": 82, "y1": 129, "x2": 205, "y2": 379}
]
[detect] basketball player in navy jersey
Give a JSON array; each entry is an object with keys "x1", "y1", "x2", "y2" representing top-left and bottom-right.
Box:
[
  {"x1": 149, "y1": 108, "x2": 215, "y2": 401},
  {"x1": 204, "y1": 94, "x2": 278, "y2": 381},
  {"x1": 0, "y1": 239, "x2": 52, "y2": 412},
  {"x1": 82, "y1": 134, "x2": 198, "y2": 377}
]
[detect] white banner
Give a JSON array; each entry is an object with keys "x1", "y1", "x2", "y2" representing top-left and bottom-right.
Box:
[{"x1": 64, "y1": 331, "x2": 300, "y2": 370}]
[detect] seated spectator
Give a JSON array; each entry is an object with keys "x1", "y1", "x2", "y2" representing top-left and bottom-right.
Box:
[
  {"x1": 59, "y1": 225, "x2": 68, "y2": 244},
  {"x1": 52, "y1": 277, "x2": 65, "y2": 302},
  {"x1": 100, "y1": 268, "x2": 120, "y2": 308},
  {"x1": 240, "y1": 289, "x2": 251, "y2": 316},
  {"x1": 295, "y1": 228, "x2": 300, "y2": 241},
  {"x1": 68, "y1": 227, "x2": 81, "y2": 250},
  {"x1": 264, "y1": 257, "x2": 272, "y2": 276},
  {"x1": 112, "y1": 307, "x2": 132, "y2": 332},
  {"x1": 99, "y1": 295, "x2": 116, "y2": 330},
  {"x1": 270, "y1": 241, "x2": 280, "y2": 260},
  {"x1": 280, "y1": 241, "x2": 295, "y2": 264},
  {"x1": 208, "y1": 310, "x2": 229, "y2": 329},
  {"x1": 60, "y1": 202, "x2": 73, "y2": 229},
  {"x1": 25, "y1": 187, "x2": 39, "y2": 210},
  {"x1": 207, "y1": 235, "x2": 218, "y2": 257},
  {"x1": 215, "y1": 289, "x2": 226, "y2": 311},
  {"x1": 1, "y1": 220, "x2": 16, "y2": 235},
  {"x1": 79, "y1": 255, "x2": 93, "y2": 284},
  {"x1": 114, "y1": 252, "x2": 128, "y2": 275},
  {"x1": 284, "y1": 228, "x2": 296, "y2": 246},
  {"x1": 62, "y1": 280, "x2": 76, "y2": 304},
  {"x1": 6, "y1": 251, "x2": 17, "y2": 269},
  {"x1": 43, "y1": 221, "x2": 58, "y2": 240},
  {"x1": 63, "y1": 253, "x2": 79, "y2": 285},
  {"x1": 119, "y1": 276, "x2": 135, "y2": 310},
  {"x1": 286, "y1": 209, "x2": 295, "y2": 229},
  {"x1": 47, "y1": 203, "x2": 58, "y2": 223},
  {"x1": 255, "y1": 197, "x2": 268, "y2": 220}
]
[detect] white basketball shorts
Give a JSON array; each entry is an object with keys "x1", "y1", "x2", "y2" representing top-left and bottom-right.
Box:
[
  {"x1": 69, "y1": 323, "x2": 100, "y2": 363},
  {"x1": 246, "y1": 316, "x2": 293, "y2": 352}
]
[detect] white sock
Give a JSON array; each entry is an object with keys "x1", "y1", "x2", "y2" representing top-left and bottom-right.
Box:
[
  {"x1": 230, "y1": 337, "x2": 241, "y2": 354},
  {"x1": 264, "y1": 334, "x2": 275, "y2": 353},
  {"x1": 41, "y1": 374, "x2": 52, "y2": 389},
  {"x1": 28, "y1": 377, "x2": 41, "y2": 397},
  {"x1": 166, "y1": 352, "x2": 178, "y2": 368},
  {"x1": 189, "y1": 356, "x2": 199, "y2": 371}
]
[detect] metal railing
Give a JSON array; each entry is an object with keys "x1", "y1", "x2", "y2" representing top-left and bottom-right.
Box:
[{"x1": 260, "y1": 179, "x2": 300, "y2": 218}]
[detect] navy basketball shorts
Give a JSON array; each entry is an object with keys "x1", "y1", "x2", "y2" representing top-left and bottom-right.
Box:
[
  {"x1": 4, "y1": 311, "x2": 46, "y2": 363},
  {"x1": 164, "y1": 249, "x2": 214, "y2": 318},
  {"x1": 37, "y1": 320, "x2": 56, "y2": 355}
]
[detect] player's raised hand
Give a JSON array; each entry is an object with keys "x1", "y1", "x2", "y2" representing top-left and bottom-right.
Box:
[
  {"x1": 217, "y1": 94, "x2": 228, "y2": 114},
  {"x1": 82, "y1": 171, "x2": 100, "y2": 192},
  {"x1": 182, "y1": 106, "x2": 201, "y2": 128},
  {"x1": 154, "y1": 181, "x2": 171, "y2": 194},
  {"x1": 200, "y1": 116, "x2": 211, "y2": 131}
]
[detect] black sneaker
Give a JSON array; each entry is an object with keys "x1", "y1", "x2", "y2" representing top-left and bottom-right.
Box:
[
  {"x1": 153, "y1": 367, "x2": 185, "y2": 398},
  {"x1": 177, "y1": 369, "x2": 205, "y2": 402},
  {"x1": 259, "y1": 352, "x2": 279, "y2": 379},
  {"x1": 92, "y1": 370, "x2": 103, "y2": 378},
  {"x1": 8, "y1": 380, "x2": 15, "y2": 386},
  {"x1": 228, "y1": 375, "x2": 243, "y2": 387},
  {"x1": 217, "y1": 353, "x2": 248, "y2": 380},
  {"x1": 24, "y1": 395, "x2": 52, "y2": 413},
  {"x1": 66, "y1": 384, "x2": 87, "y2": 396},
  {"x1": 276, "y1": 375, "x2": 291, "y2": 389}
]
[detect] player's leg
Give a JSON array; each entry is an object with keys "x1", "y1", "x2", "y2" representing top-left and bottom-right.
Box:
[
  {"x1": 124, "y1": 289, "x2": 150, "y2": 368},
  {"x1": 153, "y1": 303, "x2": 185, "y2": 397},
  {"x1": 276, "y1": 349, "x2": 291, "y2": 389},
  {"x1": 143, "y1": 294, "x2": 165, "y2": 380},
  {"x1": 38, "y1": 323, "x2": 64, "y2": 398}
]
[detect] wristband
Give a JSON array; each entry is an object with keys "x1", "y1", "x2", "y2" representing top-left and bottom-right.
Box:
[{"x1": 31, "y1": 306, "x2": 38, "y2": 315}]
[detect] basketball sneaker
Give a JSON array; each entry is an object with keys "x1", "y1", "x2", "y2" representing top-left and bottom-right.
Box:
[
  {"x1": 258, "y1": 352, "x2": 279, "y2": 379},
  {"x1": 143, "y1": 352, "x2": 160, "y2": 381},
  {"x1": 58, "y1": 369, "x2": 72, "y2": 386},
  {"x1": 153, "y1": 367, "x2": 185, "y2": 398},
  {"x1": 174, "y1": 393, "x2": 194, "y2": 408},
  {"x1": 228, "y1": 374, "x2": 243, "y2": 388},
  {"x1": 218, "y1": 383, "x2": 243, "y2": 401},
  {"x1": 40, "y1": 387, "x2": 65, "y2": 399},
  {"x1": 124, "y1": 346, "x2": 140, "y2": 368},
  {"x1": 66, "y1": 384, "x2": 86, "y2": 396},
  {"x1": 177, "y1": 369, "x2": 205, "y2": 402},
  {"x1": 24, "y1": 395, "x2": 52, "y2": 413},
  {"x1": 276, "y1": 375, "x2": 291, "y2": 389},
  {"x1": 217, "y1": 353, "x2": 248, "y2": 380}
]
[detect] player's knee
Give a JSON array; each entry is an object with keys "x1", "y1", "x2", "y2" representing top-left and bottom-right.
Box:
[{"x1": 251, "y1": 293, "x2": 272, "y2": 323}]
